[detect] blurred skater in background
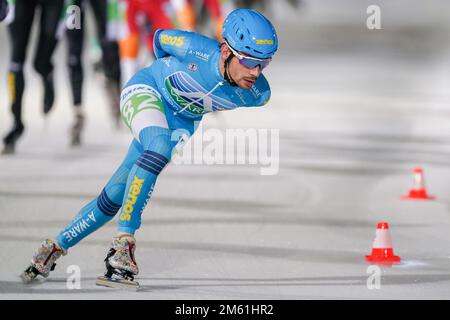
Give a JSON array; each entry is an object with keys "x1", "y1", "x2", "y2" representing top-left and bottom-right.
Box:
[
  {"x1": 170, "y1": 0, "x2": 231, "y2": 41},
  {"x1": 117, "y1": 0, "x2": 175, "y2": 85},
  {"x1": 116, "y1": 0, "x2": 232, "y2": 84},
  {"x1": 1, "y1": 0, "x2": 296, "y2": 154},
  {"x1": 65, "y1": 0, "x2": 122, "y2": 146},
  {"x1": 2, "y1": 0, "x2": 65, "y2": 154}
]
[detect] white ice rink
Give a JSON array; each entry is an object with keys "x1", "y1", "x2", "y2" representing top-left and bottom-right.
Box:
[{"x1": 1, "y1": 1, "x2": 450, "y2": 299}]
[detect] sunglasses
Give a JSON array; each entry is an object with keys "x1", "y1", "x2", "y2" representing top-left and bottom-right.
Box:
[{"x1": 225, "y1": 41, "x2": 271, "y2": 70}]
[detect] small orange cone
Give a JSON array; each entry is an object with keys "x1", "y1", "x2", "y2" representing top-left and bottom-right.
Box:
[
  {"x1": 365, "y1": 222, "x2": 401, "y2": 265},
  {"x1": 401, "y1": 167, "x2": 435, "y2": 200}
]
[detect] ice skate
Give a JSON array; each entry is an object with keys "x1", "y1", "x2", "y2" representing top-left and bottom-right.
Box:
[
  {"x1": 70, "y1": 110, "x2": 85, "y2": 147},
  {"x1": 96, "y1": 235, "x2": 140, "y2": 290},
  {"x1": 20, "y1": 239, "x2": 66, "y2": 284},
  {"x1": 2, "y1": 122, "x2": 24, "y2": 155}
]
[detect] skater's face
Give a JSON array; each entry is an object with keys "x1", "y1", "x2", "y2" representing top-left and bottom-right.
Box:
[{"x1": 220, "y1": 43, "x2": 270, "y2": 89}]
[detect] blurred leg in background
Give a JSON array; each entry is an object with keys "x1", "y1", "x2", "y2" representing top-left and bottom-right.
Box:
[
  {"x1": 66, "y1": 0, "x2": 122, "y2": 147},
  {"x1": 179, "y1": 0, "x2": 231, "y2": 41},
  {"x1": 140, "y1": 0, "x2": 174, "y2": 55},
  {"x1": 66, "y1": 0, "x2": 85, "y2": 146},
  {"x1": 90, "y1": 0, "x2": 122, "y2": 129},
  {"x1": 0, "y1": 0, "x2": 8, "y2": 22},
  {"x1": 118, "y1": 0, "x2": 143, "y2": 86},
  {"x1": 170, "y1": 0, "x2": 196, "y2": 31},
  {"x1": 2, "y1": 0, "x2": 36, "y2": 154},
  {"x1": 3, "y1": 0, "x2": 65, "y2": 155},
  {"x1": 34, "y1": 0, "x2": 65, "y2": 116},
  {"x1": 204, "y1": 0, "x2": 224, "y2": 41},
  {"x1": 118, "y1": 0, "x2": 173, "y2": 85}
]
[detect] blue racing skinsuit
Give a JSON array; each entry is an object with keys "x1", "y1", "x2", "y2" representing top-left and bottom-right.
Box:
[{"x1": 56, "y1": 29, "x2": 272, "y2": 250}]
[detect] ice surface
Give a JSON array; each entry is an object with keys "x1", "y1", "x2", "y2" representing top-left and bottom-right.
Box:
[{"x1": 1, "y1": 0, "x2": 450, "y2": 299}]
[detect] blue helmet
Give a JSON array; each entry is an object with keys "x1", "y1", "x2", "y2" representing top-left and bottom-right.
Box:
[{"x1": 222, "y1": 9, "x2": 278, "y2": 60}]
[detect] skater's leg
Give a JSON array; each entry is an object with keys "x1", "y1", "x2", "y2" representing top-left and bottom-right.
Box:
[
  {"x1": 102, "y1": 126, "x2": 174, "y2": 278},
  {"x1": 102, "y1": 42, "x2": 122, "y2": 128},
  {"x1": 33, "y1": 0, "x2": 64, "y2": 115},
  {"x1": 55, "y1": 139, "x2": 143, "y2": 251},
  {"x1": 90, "y1": 0, "x2": 122, "y2": 127},
  {"x1": 2, "y1": 0, "x2": 37, "y2": 153},
  {"x1": 119, "y1": 33, "x2": 140, "y2": 85},
  {"x1": 117, "y1": 125, "x2": 174, "y2": 235},
  {"x1": 67, "y1": 0, "x2": 84, "y2": 108},
  {"x1": 66, "y1": 0, "x2": 85, "y2": 145},
  {"x1": 97, "y1": 81, "x2": 178, "y2": 278},
  {"x1": 118, "y1": 1, "x2": 140, "y2": 85},
  {"x1": 114, "y1": 81, "x2": 176, "y2": 235},
  {"x1": 97, "y1": 73, "x2": 198, "y2": 283},
  {"x1": 141, "y1": 1, "x2": 173, "y2": 55}
]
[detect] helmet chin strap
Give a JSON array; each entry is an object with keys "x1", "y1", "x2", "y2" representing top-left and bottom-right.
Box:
[{"x1": 224, "y1": 54, "x2": 238, "y2": 87}]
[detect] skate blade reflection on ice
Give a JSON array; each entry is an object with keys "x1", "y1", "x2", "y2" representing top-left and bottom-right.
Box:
[{"x1": 96, "y1": 275, "x2": 140, "y2": 291}]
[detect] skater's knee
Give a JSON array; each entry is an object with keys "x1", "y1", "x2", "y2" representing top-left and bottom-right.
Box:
[
  {"x1": 99, "y1": 165, "x2": 131, "y2": 215},
  {"x1": 68, "y1": 56, "x2": 83, "y2": 79},
  {"x1": 105, "y1": 184, "x2": 126, "y2": 205},
  {"x1": 33, "y1": 58, "x2": 51, "y2": 77},
  {"x1": 9, "y1": 62, "x2": 24, "y2": 73},
  {"x1": 33, "y1": 61, "x2": 44, "y2": 76},
  {"x1": 139, "y1": 126, "x2": 173, "y2": 160}
]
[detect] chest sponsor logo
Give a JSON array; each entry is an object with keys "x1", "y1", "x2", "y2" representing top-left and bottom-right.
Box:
[{"x1": 165, "y1": 72, "x2": 236, "y2": 116}]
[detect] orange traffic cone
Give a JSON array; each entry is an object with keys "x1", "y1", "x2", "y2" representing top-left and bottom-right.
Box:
[
  {"x1": 365, "y1": 222, "x2": 401, "y2": 265},
  {"x1": 401, "y1": 167, "x2": 435, "y2": 200}
]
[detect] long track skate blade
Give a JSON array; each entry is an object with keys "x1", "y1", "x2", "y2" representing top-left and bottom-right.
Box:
[{"x1": 96, "y1": 276, "x2": 140, "y2": 290}]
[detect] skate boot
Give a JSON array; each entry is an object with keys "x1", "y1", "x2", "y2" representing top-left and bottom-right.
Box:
[
  {"x1": 70, "y1": 110, "x2": 85, "y2": 147},
  {"x1": 20, "y1": 239, "x2": 67, "y2": 284},
  {"x1": 2, "y1": 122, "x2": 24, "y2": 155},
  {"x1": 96, "y1": 235, "x2": 140, "y2": 289},
  {"x1": 43, "y1": 73, "x2": 55, "y2": 115}
]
